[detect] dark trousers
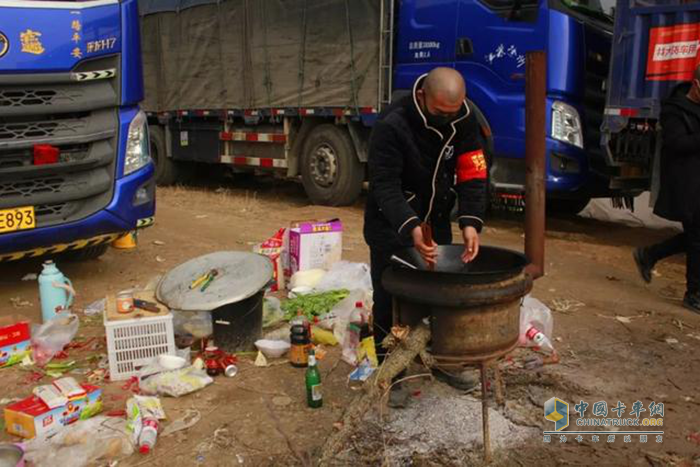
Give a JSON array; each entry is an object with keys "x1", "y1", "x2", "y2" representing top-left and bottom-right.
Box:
[
  {"x1": 646, "y1": 220, "x2": 700, "y2": 294},
  {"x1": 370, "y1": 248, "x2": 395, "y2": 363}
]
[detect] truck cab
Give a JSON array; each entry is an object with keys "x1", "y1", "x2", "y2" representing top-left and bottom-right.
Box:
[
  {"x1": 394, "y1": 0, "x2": 617, "y2": 213},
  {"x1": 0, "y1": 0, "x2": 154, "y2": 261}
]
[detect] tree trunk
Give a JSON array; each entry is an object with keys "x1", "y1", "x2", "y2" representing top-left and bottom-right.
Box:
[{"x1": 318, "y1": 322, "x2": 431, "y2": 466}]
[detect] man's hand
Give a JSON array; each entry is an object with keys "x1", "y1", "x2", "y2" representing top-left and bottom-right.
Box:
[
  {"x1": 461, "y1": 226, "x2": 480, "y2": 263},
  {"x1": 412, "y1": 225, "x2": 438, "y2": 267}
]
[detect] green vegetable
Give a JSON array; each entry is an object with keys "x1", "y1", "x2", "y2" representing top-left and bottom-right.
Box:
[{"x1": 282, "y1": 289, "x2": 350, "y2": 320}]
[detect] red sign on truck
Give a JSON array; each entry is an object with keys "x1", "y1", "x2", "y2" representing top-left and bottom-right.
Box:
[{"x1": 646, "y1": 22, "x2": 700, "y2": 81}]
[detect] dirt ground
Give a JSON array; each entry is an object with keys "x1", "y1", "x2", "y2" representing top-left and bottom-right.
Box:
[{"x1": 0, "y1": 176, "x2": 699, "y2": 466}]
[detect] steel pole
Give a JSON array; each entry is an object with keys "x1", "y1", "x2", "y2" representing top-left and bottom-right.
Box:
[{"x1": 524, "y1": 51, "x2": 547, "y2": 279}]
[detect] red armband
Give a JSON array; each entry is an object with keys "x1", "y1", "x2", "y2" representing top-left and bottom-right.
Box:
[{"x1": 456, "y1": 150, "x2": 487, "y2": 183}]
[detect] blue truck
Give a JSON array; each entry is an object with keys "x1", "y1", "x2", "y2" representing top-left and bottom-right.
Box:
[
  {"x1": 140, "y1": 0, "x2": 622, "y2": 213},
  {"x1": 602, "y1": 0, "x2": 700, "y2": 206},
  {"x1": 0, "y1": 0, "x2": 155, "y2": 262}
]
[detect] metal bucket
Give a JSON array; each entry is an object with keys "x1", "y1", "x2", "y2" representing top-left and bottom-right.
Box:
[
  {"x1": 212, "y1": 290, "x2": 264, "y2": 352},
  {"x1": 383, "y1": 245, "x2": 532, "y2": 366}
]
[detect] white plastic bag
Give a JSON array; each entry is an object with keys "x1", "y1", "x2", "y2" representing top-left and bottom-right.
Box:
[
  {"x1": 321, "y1": 290, "x2": 371, "y2": 347},
  {"x1": 314, "y1": 262, "x2": 372, "y2": 293},
  {"x1": 24, "y1": 416, "x2": 133, "y2": 467},
  {"x1": 139, "y1": 365, "x2": 213, "y2": 397},
  {"x1": 519, "y1": 295, "x2": 554, "y2": 353},
  {"x1": 262, "y1": 296, "x2": 284, "y2": 328},
  {"x1": 172, "y1": 310, "x2": 212, "y2": 339},
  {"x1": 32, "y1": 313, "x2": 80, "y2": 366},
  {"x1": 289, "y1": 269, "x2": 326, "y2": 289}
]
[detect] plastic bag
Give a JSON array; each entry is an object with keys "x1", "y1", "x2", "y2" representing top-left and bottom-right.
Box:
[
  {"x1": 253, "y1": 228, "x2": 285, "y2": 291},
  {"x1": 139, "y1": 365, "x2": 213, "y2": 397},
  {"x1": 24, "y1": 416, "x2": 133, "y2": 467},
  {"x1": 83, "y1": 298, "x2": 105, "y2": 316},
  {"x1": 519, "y1": 295, "x2": 555, "y2": 353},
  {"x1": 290, "y1": 269, "x2": 326, "y2": 289},
  {"x1": 321, "y1": 290, "x2": 371, "y2": 347},
  {"x1": 314, "y1": 262, "x2": 372, "y2": 293},
  {"x1": 263, "y1": 296, "x2": 284, "y2": 328},
  {"x1": 172, "y1": 310, "x2": 212, "y2": 339},
  {"x1": 32, "y1": 313, "x2": 79, "y2": 366}
]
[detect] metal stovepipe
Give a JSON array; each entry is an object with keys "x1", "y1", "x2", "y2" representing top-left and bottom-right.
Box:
[{"x1": 524, "y1": 51, "x2": 547, "y2": 279}]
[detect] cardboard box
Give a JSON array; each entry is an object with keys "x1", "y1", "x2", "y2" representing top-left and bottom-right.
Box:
[
  {"x1": 0, "y1": 316, "x2": 31, "y2": 368},
  {"x1": 5, "y1": 384, "x2": 103, "y2": 439},
  {"x1": 288, "y1": 220, "x2": 342, "y2": 278}
]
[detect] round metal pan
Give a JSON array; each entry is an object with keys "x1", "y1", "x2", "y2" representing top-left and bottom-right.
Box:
[{"x1": 391, "y1": 245, "x2": 528, "y2": 285}]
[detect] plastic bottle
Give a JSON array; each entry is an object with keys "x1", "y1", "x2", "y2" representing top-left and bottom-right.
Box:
[
  {"x1": 305, "y1": 350, "x2": 322, "y2": 408},
  {"x1": 356, "y1": 302, "x2": 378, "y2": 367},
  {"x1": 341, "y1": 302, "x2": 367, "y2": 365},
  {"x1": 139, "y1": 417, "x2": 159, "y2": 454},
  {"x1": 523, "y1": 325, "x2": 555, "y2": 354}
]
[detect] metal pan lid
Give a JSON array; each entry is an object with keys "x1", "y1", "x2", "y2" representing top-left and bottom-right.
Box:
[{"x1": 156, "y1": 251, "x2": 273, "y2": 312}]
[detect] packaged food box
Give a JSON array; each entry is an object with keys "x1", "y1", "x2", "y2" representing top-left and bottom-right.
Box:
[
  {"x1": 0, "y1": 316, "x2": 31, "y2": 368},
  {"x1": 287, "y1": 220, "x2": 342, "y2": 279},
  {"x1": 4, "y1": 384, "x2": 103, "y2": 439}
]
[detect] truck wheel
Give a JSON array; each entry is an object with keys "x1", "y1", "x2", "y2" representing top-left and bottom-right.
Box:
[
  {"x1": 301, "y1": 124, "x2": 363, "y2": 206},
  {"x1": 60, "y1": 244, "x2": 109, "y2": 262},
  {"x1": 547, "y1": 197, "x2": 591, "y2": 216},
  {"x1": 149, "y1": 125, "x2": 179, "y2": 185}
]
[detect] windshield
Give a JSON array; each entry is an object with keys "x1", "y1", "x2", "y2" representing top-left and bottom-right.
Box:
[{"x1": 560, "y1": 0, "x2": 615, "y2": 22}]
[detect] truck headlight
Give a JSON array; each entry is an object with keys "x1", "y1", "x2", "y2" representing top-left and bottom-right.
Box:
[
  {"x1": 124, "y1": 110, "x2": 151, "y2": 175},
  {"x1": 551, "y1": 101, "x2": 583, "y2": 149}
]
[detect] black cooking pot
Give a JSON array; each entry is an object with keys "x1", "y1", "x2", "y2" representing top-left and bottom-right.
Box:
[{"x1": 390, "y1": 245, "x2": 528, "y2": 285}]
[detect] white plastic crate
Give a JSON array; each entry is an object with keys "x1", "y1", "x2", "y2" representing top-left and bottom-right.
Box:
[{"x1": 105, "y1": 312, "x2": 176, "y2": 381}]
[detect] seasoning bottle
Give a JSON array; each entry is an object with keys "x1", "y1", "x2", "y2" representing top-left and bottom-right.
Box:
[
  {"x1": 358, "y1": 316, "x2": 378, "y2": 368},
  {"x1": 289, "y1": 311, "x2": 310, "y2": 367},
  {"x1": 305, "y1": 349, "x2": 322, "y2": 408}
]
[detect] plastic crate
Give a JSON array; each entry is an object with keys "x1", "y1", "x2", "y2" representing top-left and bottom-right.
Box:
[{"x1": 105, "y1": 313, "x2": 176, "y2": 381}]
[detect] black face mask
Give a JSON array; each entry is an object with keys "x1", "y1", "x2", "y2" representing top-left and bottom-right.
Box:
[{"x1": 421, "y1": 101, "x2": 455, "y2": 128}]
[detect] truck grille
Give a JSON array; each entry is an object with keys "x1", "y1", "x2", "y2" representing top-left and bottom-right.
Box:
[
  {"x1": 0, "y1": 177, "x2": 65, "y2": 197},
  {"x1": 0, "y1": 116, "x2": 87, "y2": 141},
  {"x1": 0, "y1": 89, "x2": 65, "y2": 108},
  {"x1": 0, "y1": 55, "x2": 120, "y2": 228}
]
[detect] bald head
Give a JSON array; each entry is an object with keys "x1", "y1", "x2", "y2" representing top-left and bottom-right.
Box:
[{"x1": 422, "y1": 67, "x2": 466, "y2": 105}]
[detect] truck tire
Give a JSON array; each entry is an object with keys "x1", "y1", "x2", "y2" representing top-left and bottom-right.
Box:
[
  {"x1": 301, "y1": 124, "x2": 364, "y2": 206},
  {"x1": 60, "y1": 244, "x2": 109, "y2": 262},
  {"x1": 547, "y1": 197, "x2": 591, "y2": 216},
  {"x1": 149, "y1": 125, "x2": 179, "y2": 185}
]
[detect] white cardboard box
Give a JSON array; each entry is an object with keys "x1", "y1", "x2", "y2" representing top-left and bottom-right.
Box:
[{"x1": 287, "y1": 220, "x2": 342, "y2": 279}]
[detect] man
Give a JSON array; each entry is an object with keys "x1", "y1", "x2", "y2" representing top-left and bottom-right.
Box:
[
  {"x1": 363, "y1": 68, "x2": 488, "y2": 392},
  {"x1": 634, "y1": 64, "x2": 700, "y2": 314}
]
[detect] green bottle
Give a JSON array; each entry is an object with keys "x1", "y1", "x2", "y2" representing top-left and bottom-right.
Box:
[{"x1": 305, "y1": 350, "x2": 322, "y2": 408}]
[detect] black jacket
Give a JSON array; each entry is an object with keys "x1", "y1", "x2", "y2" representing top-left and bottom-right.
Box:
[
  {"x1": 363, "y1": 74, "x2": 488, "y2": 251},
  {"x1": 654, "y1": 83, "x2": 700, "y2": 223}
]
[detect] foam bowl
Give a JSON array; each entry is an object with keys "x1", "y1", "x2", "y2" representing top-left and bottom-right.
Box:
[{"x1": 254, "y1": 339, "x2": 291, "y2": 359}]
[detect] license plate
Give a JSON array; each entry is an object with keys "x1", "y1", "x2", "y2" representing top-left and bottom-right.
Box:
[{"x1": 0, "y1": 206, "x2": 35, "y2": 234}]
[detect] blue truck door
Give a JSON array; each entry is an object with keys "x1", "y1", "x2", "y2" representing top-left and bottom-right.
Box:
[
  {"x1": 393, "y1": 0, "x2": 460, "y2": 90},
  {"x1": 453, "y1": 0, "x2": 544, "y2": 167}
]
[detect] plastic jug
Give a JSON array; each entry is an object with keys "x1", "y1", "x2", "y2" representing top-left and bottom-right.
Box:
[{"x1": 38, "y1": 261, "x2": 75, "y2": 322}]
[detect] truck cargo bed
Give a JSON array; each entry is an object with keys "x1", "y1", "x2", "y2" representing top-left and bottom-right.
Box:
[{"x1": 140, "y1": 0, "x2": 382, "y2": 113}]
